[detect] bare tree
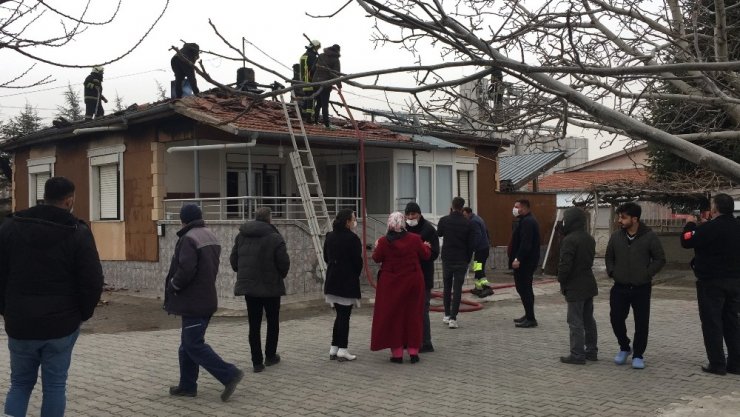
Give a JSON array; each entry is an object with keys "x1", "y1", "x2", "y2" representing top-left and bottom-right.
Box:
[{"x1": 0, "y1": 0, "x2": 169, "y2": 89}]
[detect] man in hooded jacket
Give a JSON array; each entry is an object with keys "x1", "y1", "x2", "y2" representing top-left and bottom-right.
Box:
[
  {"x1": 557, "y1": 207, "x2": 598, "y2": 365},
  {"x1": 171, "y1": 43, "x2": 201, "y2": 98},
  {"x1": 312, "y1": 44, "x2": 341, "y2": 129},
  {"x1": 230, "y1": 207, "x2": 290, "y2": 373}
]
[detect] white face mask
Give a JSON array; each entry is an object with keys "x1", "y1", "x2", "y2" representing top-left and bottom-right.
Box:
[
  {"x1": 512, "y1": 207, "x2": 520, "y2": 217},
  {"x1": 352, "y1": 220, "x2": 358, "y2": 229},
  {"x1": 406, "y1": 219, "x2": 418, "y2": 227}
]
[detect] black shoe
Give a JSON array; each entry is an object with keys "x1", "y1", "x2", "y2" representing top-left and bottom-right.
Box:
[
  {"x1": 419, "y1": 344, "x2": 435, "y2": 353},
  {"x1": 477, "y1": 287, "x2": 494, "y2": 298},
  {"x1": 515, "y1": 319, "x2": 538, "y2": 328},
  {"x1": 253, "y1": 363, "x2": 265, "y2": 373},
  {"x1": 585, "y1": 353, "x2": 598, "y2": 361},
  {"x1": 560, "y1": 355, "x2": 586, "y2": 365},
  {"x1": 513, "y1": 315, "x2": 527, "y2": 324},
  {"x1": 265, "y1": 354, "x2": 281, "y2": 366},
  {"x1": 701, "y1": 365, "x2": 727, "y2": 376},
  {"x1": 169, "y1": 386, "x2": 197, "y2": 397},
  {"x1": 470, "y1": 288, "x2": 482, "y2": 296},
  {"x1": 221, "y1": 369, "x2": 244, "y2": 402},
  {"x1": 726, "y1": 367, "x2": 740, "y2": 375},
  {"x1": 390, "y1": 357, "x2": 403, "y2": 364},
  {"x1": 410, "y1": 355, "x2": 420, "y2": 364}
]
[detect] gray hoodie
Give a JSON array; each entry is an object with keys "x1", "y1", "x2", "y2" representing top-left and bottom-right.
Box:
[{"x1": 605, "y1": 222, "x2": 665, "y2": 286}]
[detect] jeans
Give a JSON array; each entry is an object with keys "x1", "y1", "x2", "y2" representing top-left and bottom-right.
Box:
[
  {"x1": 422, "y1": 289, "x2": 432, "y2": 347},
  {"x1": 443, "y1": 262, "x2": 468, "y2": 320},
  {"x1": 178, "y1": 316, "x2": 239, "y2": 392},
  {"x1": 514, "y1": 264, "x2": 536, "y2": 320},
  {"x1": 331, "y1": 304, "x2": 353, "y2": 349},
  {"x1": 5, "y1": 328, "x2": 79, "y2": 417},
  {"x1": 245, "y1": 295, "x2": 281, "y2": 366},
  {"x1": 610, "y1": 283, "x2": 652, "y2": 358},
  {"x1": 314, "y1": 87, "x2": 332, "y2": 127},
  {"x1": 696, "y1": 279, "x2": 740, "y2": 370},
  {"x1": 567, "y1": 298, "x2": 598, "y2": 360}
]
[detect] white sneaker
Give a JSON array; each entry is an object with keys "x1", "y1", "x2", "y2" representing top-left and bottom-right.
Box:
[
  {"x1": 448, "y1": 319, "x2": 459, "y2": 329},
  {"x1": 442, "y1": 316, "x2": 451, "y2": 324},
  {"x1": 329, "y1": 345, "x2": 339, "y2": 360},
  {"x1": 336, "y1": 348, "x2": 357, "y2": 362}
]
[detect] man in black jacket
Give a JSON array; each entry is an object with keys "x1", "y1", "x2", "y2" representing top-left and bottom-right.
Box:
[
  {"x1": 605, "y1": 202, "x2": 665, "y2": 370},
  {"x1": 463, "y1": 207, "x2": 493, "y2": 298},
  {"x1": 312, "y1": 44, "x2": 341, "y2": 129},
  {"x1": 0, "y1": 177, "x2": 103, "y2": 417},
  {"x1": 165, "y1": 204, "x2": 243, "y2": 401},
  {"x1": 437, "y1": 197, "x2": 474, "y2": 329},
  {"x1": 510, "y1": 199, "x2": 541, "y2": 328},
  {"x1": 557, "y1": 207, "x2": 598, "y2": 365},
  {"x1": 405, "y1": 202, "x2": 440, "y2": 352},
  {"x1": 230, "y1": 207, "x2": 290, "y2": 373},
  {"x1": 171, "y1": 43, "x2": 201, "y2": 99},
  {"x1": 681, "y1": 194, "x2": 740, "y2": 376},
  {"x1": 299, "y1": 39, "x2": 321, "y2": 122}
]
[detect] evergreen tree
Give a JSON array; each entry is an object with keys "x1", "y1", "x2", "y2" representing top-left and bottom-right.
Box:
[
  {"x1": 0, "y1": 103, "x2": 43, "y2": 183},
  {"x1": 155, "y1": 80, "x2": 168, "y2": 100},
  {"x1": 56, "y1": 83, "x2": 83, "y2": 121},
  {"x1": 113, "y1": 92, "x2": 126, "y2": 112}
]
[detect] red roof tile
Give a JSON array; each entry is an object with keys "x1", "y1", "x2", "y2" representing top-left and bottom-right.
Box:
[
  {"x1": 537, "y1": 169, "x2": 648, "y2": 191},
  {"x1": 174, "y1": 94, "x2": 410, "y2": 143}
]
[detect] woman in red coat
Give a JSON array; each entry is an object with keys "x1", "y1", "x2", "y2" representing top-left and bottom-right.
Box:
[{"x1": 371, "y1": 211, "x2": 431, "y2": 363}]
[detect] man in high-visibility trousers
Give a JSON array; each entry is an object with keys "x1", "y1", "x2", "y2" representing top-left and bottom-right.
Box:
[
  {"x1": 464, "y1": 207, "x2": 494, "y2": 298},
  {"x1": 299, "y1": 40, "x2": 321, "y2": 122}
]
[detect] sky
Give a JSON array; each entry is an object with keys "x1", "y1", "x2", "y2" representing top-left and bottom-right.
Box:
[{"x1": 1, "y1": 0, "x2": 630, "y2": 159}]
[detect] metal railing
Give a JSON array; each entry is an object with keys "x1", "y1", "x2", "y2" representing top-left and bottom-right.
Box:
[{"x1": 163, "y1": 196, "x2": 362, "y2": 222}]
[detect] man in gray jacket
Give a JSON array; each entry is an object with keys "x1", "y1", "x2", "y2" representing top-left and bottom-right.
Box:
[
  {"x1": 605, "y1": 202, "x2": 666, "y2": 369},
  {"x1": 230, "y1": 207, "x2": 290, "y2": 373},
  {"x1": 557, "y1": 207, "x2": 598, "y2": 365}
]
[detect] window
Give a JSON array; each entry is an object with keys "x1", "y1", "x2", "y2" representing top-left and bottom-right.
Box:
[
  {"x1": 396, "y1": 163, "x2": 414, "y2": 210},
  {"x1": 457, "y1": 170, "x2": 473, "y2": 207},
  {"x1": 88, "y1": 145, "x2": 125, "y2": 221},
  {"x1": 418, "y1": 166, "x2": 432, "y2": 213},
  {"x1": 436, "y1": 165, "x2": 452, "y2": 214},
  {"x1": 27, "y1": 157, "x2": 55, "y2": 207}
]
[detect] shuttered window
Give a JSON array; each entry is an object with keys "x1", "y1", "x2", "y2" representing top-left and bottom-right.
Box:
[
  {"x1": 458, "y1": 170, "x2": 472, "y2": 206},
  {"x1": 98, "y1": 164, "x2": 119, "y2": 220},
  {"x1": 34, "y1": 172, "x2": 50, "y2": 206}
]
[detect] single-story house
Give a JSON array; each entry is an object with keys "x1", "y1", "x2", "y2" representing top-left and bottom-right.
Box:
[{"x1": 1, "y1": 92, "x2": 507, "y2": 298}]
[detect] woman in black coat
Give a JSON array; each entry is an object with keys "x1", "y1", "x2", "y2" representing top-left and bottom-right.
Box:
[{"x1": 323, "y1": 209, "x2": 363, "y2": 361}]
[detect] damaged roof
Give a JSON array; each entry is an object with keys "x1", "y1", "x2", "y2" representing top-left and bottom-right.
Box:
[{"x1": 1, "y1": 92, "x2": 434, "y2": 151}]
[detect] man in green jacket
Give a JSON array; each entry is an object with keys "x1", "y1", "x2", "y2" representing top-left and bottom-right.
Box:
[
  {"x1": 605, "y1": 202, "x2": 666, "y2": 369},
  {"x1": 558, "y1": 207, "x2": 598, "y2": 365}
]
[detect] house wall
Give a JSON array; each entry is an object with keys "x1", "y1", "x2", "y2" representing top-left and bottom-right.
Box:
[
  {"x1": 101, "y1": 221, "x2": 325, "y2": 297},
  {"x1": 579, "y1": 149, "x2": 648, "y2": 171},
  {"x1": 12, "y1": 149, "x2": 30, "y2": 211},
  {"x1": 124, "y1": 130, "x2": 157, "y2": 261},
  {"x1": 56, "y1": 141, "x2": 91, "y2": 220},
  {"x1": 481, "y1": 192, "x2": 557, "y2": 248}
]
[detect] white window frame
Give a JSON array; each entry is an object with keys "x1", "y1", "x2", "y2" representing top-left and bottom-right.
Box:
[
  {"x1": 88, "y1": 145, "x2": 125, "y2": 221},
  {"x1": 27, "y1": 157, "x2": 55, "y2": 207}
]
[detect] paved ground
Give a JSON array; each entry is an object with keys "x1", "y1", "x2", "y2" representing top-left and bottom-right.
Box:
[{"x1": 0, "y1": 271, "x2": 738, "y2": 416}]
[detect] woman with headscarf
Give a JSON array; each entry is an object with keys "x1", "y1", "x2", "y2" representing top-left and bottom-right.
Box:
[
  {"x1": 370, "y1": 211, "x2": 432, "y2": 363},
  {"x1": 323, "y1": 209, "x2": 363, "y2": 362}
]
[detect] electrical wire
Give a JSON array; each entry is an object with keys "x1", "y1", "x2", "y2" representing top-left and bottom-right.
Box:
[{"x1": 0, "y1": 68, "x2": 168, "y2": 98}]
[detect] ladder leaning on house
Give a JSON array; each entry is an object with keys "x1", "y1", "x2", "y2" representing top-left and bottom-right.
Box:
[{"x1": 278, "y1": 94, "x2": 331, "y2": 280}]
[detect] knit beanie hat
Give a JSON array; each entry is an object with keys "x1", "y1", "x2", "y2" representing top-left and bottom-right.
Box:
[
  {"x1": 180, "y1": 204, "x2": 203, "y2": 224},
  {"x1": 404, "y1": 201, "x2": 422, "y2": 215}
]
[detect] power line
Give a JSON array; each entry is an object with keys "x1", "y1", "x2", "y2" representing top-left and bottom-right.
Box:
[{"x1": 0, "y1": 68, "x2": 168, "y2": 98}]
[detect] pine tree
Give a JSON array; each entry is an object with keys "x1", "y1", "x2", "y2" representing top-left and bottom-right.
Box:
[
  {"x1": 1, "y1": 103, "x2": 42, "y2": 138},
  {"x1": 56, "y1": 83, "x2": 83, "y2": 121},
  {"x1": 155, "y1": 80, "x2": 168, "y2": 100},
  {"x1": 113, "y1": 92, "x2": 126, "y2": 112}
]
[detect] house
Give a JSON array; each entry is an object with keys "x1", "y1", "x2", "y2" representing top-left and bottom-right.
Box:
[{"x1": 1, "y1": 92, "x2": 507, "y2": 297}]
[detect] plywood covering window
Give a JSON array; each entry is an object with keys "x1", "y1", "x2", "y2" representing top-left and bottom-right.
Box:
[
  {"x1": 27, "y1": 157, "x2": 55, "y2": 207},
  {"x1": 88, "y1": 145, "x2": 125, "y2": 221}
]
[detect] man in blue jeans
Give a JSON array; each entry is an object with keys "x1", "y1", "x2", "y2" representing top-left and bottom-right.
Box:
[
  {"x1": 437, "y1": 197, "x2": 475, "y2": 329},
  {"x1": 0, "y1": 177, "x2": 104, "y2": 417},
  {"x1": 165, "y1": 204, "x2": 244, "y2": 401}
]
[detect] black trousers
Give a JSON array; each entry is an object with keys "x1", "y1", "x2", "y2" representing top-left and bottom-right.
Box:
[
  {"x1": 84, "y1": 99, "x2": 103, "y2": 119},
  {"x1": 474, "y1": 248, "x2": 489, "y2": 279},
  {"x1": 314, "y1": 87, "x2": 332, "y2": 127},
  {"x1": 514, "y1": 264, "x2": 536, "y2": 320},
  {"x1": 609, "y1": 283, "x2": 651, "y2": 358},
  {"x1": 244, "y1": 295, "x2": 281, "y2": 366},
  {"x1": 331, "y1": 304, "x2": 353, "y2": 349},
  {"x1": 696, "y1": 279, "x2": 740, "y2": 370},
  {"x1": 442, "y1": 262, "x2": 467, "y2": 320}
]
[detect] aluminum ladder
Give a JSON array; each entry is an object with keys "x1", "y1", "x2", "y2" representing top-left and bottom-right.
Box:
[{"x1": 278, "y1": 94, "x2": 330, "y2": 280}]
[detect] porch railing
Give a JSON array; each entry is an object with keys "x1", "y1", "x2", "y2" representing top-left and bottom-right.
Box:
[{"x1": 163, "y1": 196, "x2": 362, "y2": 222}]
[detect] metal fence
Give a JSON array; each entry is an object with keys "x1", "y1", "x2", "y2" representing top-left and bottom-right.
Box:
[{"x1": 163, "y1": 196, "x2": 362, "y2": 222}]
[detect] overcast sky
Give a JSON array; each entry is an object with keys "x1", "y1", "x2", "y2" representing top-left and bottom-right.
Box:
[{"x1": 1, "y1": 0, "x2": 629, "y2": 159}]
